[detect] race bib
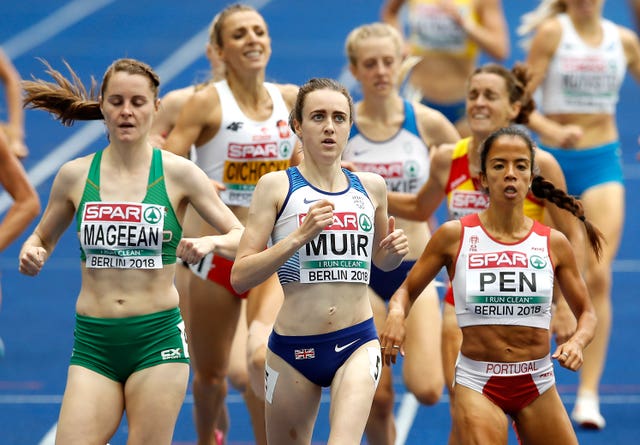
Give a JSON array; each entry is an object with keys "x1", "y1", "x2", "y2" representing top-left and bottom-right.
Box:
[
  {"x1": 297, "y1": 211, "x2": 373, "y2": 284},
  {"x1": 80, "y1": 202, "x2": 165, "y2": 269}
]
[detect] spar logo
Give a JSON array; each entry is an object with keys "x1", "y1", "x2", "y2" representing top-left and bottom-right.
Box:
[
  {"x1": 84, "y1": 203, "x2": 143, "y2": 222},
  {"x1": 358, "y1": 214, "x2": 373, "y2": 232},
  {"x1": 530, "y1": 255, "x2": 547, "y2": 270},
  {"x1": 354, "y1": 162, "x2": 403, "y2": 178},
  {"x1": 298, "y1": 212, "x2": 371, "y2": 232},
  {"x1": 451, "y1": 190, "x2": 489, "y2": 210},
  {"x1": 228, "y1": 142, "x2": 279, "y2": 159},
  {"x1": 279, "y1": 141, "x2": 292, "y2": 158},
  {"x1": 405, "y1": 160, "x2": 419, "y2": 179},
  {"x1": 468, "y1": 251, "x2": 528, "y2": 269},
  {"x1": 143, "y1": 206, "x2": 163, "y2": 224}
]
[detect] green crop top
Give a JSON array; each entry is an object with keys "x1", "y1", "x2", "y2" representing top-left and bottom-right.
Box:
[{"x1": 76, "y1": 148, "x2": 182, "y2": 268}]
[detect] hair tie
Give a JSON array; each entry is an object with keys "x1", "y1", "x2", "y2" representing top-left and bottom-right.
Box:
[{"x1": 579, "y1": 215, "x2": 586, "y2": 222}]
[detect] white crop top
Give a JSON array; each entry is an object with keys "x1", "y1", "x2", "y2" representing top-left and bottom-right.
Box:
[
  {"x1": 343, "y1": 100, "x2": 430, "y2": 194},
  {"x1": 452, "y1": 214, "x2": 554, "y2": 329},
  {"x1": 540, "y1": 14, "x2": 626, "y2": 114},
  {"x1": 272, "y1": 167, "x2": 376, "y2": 286},
  {"x1": 195, "y1": 80, "x2": 297, "y2": 207}
]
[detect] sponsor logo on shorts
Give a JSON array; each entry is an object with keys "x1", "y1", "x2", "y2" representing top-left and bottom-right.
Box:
[{"x1": 161, "y1": 348, "x2": 183, "y2": 360}]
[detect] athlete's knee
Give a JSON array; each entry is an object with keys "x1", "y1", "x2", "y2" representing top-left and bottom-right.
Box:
[
  {"x1": 192, "y1": 368, "x2": 228, "y2": 388},
  {"x1": 408, "y1": 381, "x2": 444, "y2": 406},
  {"x1": 370, "y1": 384, "x2": 395, "y2": 417},
  {"x1": 585, "y1": 265, "x2": 612, "y2": 299},
  {"x1": 249, "y1": 343, "x2": 267, "y2": 371},
  {"x1": 227, "y1": 366, "x2": 248, "y2": 391}
]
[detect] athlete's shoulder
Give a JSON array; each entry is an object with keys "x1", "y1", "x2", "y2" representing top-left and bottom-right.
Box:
[
  {"x1": 159, "y1": 85, "x2": 197, "y2": 114},
  {"x1": 257, "y1": 169, "x2": 290, "y2": 187},
  {"x1": 54, "y1": 152, "x2": 95, "y2": 190},
  {"x1": 275, "y1": 83, "x2": 299, "y2": 110},
  {"x1": 354, "y1": 170, "x2": 386, "y2": 188}
]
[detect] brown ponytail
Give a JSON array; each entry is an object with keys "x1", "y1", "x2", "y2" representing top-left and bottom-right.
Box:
[{"x1": 22, "y1": 59, "x2": 101, "y2": 126}]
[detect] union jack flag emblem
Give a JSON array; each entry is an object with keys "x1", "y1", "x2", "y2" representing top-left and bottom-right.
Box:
[{"x1": 294, "y1": 348, "x2": 316, "y2": 360}]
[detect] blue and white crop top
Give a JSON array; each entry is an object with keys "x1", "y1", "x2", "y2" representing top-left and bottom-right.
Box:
[
  {"x1": 344, "y1": 100, "x2": 430, "y2": 194},
  {"x1": 272, "y1": 167, "x2": 376, "y2": 286}
]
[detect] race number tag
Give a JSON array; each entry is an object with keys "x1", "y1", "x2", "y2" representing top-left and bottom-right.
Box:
[
  {"x1": 465, "y1": 251, "x2": 551, "y2": 317},
  {"x1": 188, "y1": 252, "x2": 214, "y2": 280},
  {"x1": 80, "y1": 202, "x2": 165, "y2": 269},
  {"x1": 297, "y1": 211, "x2": 373, "y2": 284}
]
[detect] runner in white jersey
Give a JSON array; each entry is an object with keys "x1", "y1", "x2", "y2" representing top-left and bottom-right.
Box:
[
  {"x1": 195, "y1": 79, "x2": 295, "y2": 207},
  {"x1": 163, "y1": 5, "x2": 299, "y2": 445},
  {"x1": 519, "y1": 0, "x2": 640, "y2": 429},
  {"x1": 343, "y1": 22, "x2": 460, "y2": 445},
  {"x1": 148, "y1": 14, "x2": 231, "y2": 442},
  {"x1": 381, "y1": 127, "x2": 602, "y2": 444},
  {"x1": 452, "y1": 213, "x2": 554, "y2": 329},
  {"x1": 231, "y1": 78, "x2": 409, "y2": 445}
]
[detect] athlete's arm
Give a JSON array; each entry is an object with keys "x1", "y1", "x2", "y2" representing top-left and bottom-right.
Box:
[
  {"x1": 0, "y1": 48, "x2": 28, "y2": 157},
  {"x1": 0, "y1": 133, "x2": 40, "y2": 251},
  {"x1": 469, "y1": 0, "x2": 509, "y2": 60},
  {"x1": 18, "y1": 160, "x2": 81, "y2": 275},
  {"x1": 415, "y1": 104, "x2": 460, "y2": 148},
  {"x1": 166, "y1": 152, "x2": 243, "y2": 261},
  {"x1": 381, "y1": 220, "x2": 460, "y2": 364},
  {"x1": 150, "y1": 86, "x2": 194, "y2": 149},
  {"x1": 231, "y1": 171, "x2": 312, "y2": 294},
  {"x1": 388, "y1": 143, "x2": 451, "y2": 220},
  {"x1": 164, "y1": 85, "x2": 220, "y2": 157},
  {"x1": 380, "y1": 0, "x2": 406, "y2": 33},
  {"x1": 361, "y1": 172, "x2": 409, "y2": 272},
  {"x1": 550, "y1": 229, "x2": 597, "y2": 371}
]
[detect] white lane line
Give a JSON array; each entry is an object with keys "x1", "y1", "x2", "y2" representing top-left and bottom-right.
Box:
[
  {"x1": 394, "y1": 392, "x2": 420, "y2": 445},
  {"x1": 38, "y1": 424, "x2": 57, "y2": 445},
  {"x1": 2, "y1": 0, "x2": 115, "y2": 59}
]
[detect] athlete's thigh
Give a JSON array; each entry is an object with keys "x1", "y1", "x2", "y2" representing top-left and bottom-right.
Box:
[
  {"x1": 264, "y1": 350, "x2": 321, "y2": 445},
  {"x1": 368, "y1": 290, "x2": 394, "y2": 406},
  {"x1": 329, "y1": 340, "x2": 381, "y2": 441},
  {"x1": 124, "y1": 362, "x2": 190, "y2": 445},
  {"x1": 453, "y1": 384, "x2": 509, "y2": 445},
  {"x1": 56, "y1": 365, "x2": 124, "y2": 445},
  {"x1": 582, "y1": 182, "x2": 624, "y2": 261},
  {"x1": 403, "y1": 284, "x2": 443, "y2": 399},
  {"x1": 188, "y1": 276, "x2": 242, "y2": 372},
  {"x1": 513, "y1": 386, "x2": 578, "y2": 445},
  {"x1": 246, "y1": 275, "x2": 284, "y2": 397},
  {"x1": 227, "y1": 298, "x2": 249, "y2": 391},
  {"x1": 442, "y1": 302, "x2": 462, "y2": 391}
]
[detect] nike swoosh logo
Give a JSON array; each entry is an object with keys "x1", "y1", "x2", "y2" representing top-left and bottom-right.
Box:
[
  {"x1": 334, "y1": 338, "x2": 360, "y2": 353},
  {"x1": 303, "y1": 197, "x2": 321, "y2": 204}
]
